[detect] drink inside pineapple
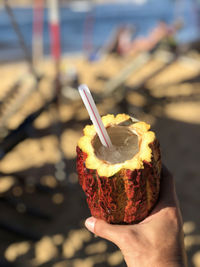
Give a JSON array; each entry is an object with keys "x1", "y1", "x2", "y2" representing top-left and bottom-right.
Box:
[
  {"x1": 93, "y1": 126, "x2": 139, "y2": 164},
  {"x1": 77, "y1": 114, "x2": 161, "y2": 224}
]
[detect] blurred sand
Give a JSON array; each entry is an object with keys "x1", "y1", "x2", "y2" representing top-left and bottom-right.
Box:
[{"x1": 0, "y1": 52, "x2": 200, "y2": 267}]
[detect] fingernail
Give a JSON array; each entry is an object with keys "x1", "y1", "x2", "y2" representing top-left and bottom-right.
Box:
[{"x1": 85, "y1": 217, "x2": 96, "y2": 233}]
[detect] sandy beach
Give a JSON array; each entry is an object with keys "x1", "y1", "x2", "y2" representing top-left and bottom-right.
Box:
[{"x1": 0, "y1": 51, "x2": 200, "y2": 267}]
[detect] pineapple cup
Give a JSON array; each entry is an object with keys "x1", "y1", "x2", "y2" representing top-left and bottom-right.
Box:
[{"x1": 76, "y1": 114, "x2": 161, "y2": 224}]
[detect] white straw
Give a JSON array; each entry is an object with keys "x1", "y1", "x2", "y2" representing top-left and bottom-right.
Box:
[{"x1": 78, "y1": 84, "x2": 112, "y2": 148}]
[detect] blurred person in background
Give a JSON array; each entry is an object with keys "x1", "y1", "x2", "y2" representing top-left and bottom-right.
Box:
[
  {"x1": 105, "y1": 19, "x2": 183, "y2": 57},
  {"x1": 128, "y1": 19, "x2": 183, "y2": 55}
]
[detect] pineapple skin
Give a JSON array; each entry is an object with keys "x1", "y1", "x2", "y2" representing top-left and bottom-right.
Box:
[{"x1": 76, "y1": 139, "x2": 161, "y2": 224}]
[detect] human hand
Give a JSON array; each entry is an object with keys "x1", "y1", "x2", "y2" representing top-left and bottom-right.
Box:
[{"x1": 85, "y1": 166, "x2": 187, "y2": 267}]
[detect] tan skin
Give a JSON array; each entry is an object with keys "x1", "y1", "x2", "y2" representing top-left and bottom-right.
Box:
[{"x1": 85, "y1": 166, "x2": 188, "y2": 267}]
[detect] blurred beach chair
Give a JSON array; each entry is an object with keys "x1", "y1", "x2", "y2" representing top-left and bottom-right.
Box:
[
  {"x1": 87, "y1": 24, "x2": 136, "y2": 62},
  {"x1": 0, "y1": 73, "x2": 42, "y2": 136},
  {"x1": 102, "y1": 19, "x2": 184, "y2": 96},
  {"x1": 102, "y1": 50, "x2": 177, "y2": 97},
  {"x1": 89, "y1": 19, "x2": 182, "y2": 62}
]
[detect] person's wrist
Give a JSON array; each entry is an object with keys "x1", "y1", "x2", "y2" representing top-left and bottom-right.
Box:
[
  {"x1": 126, "y1": 258, "x2": 185, "y2": 267},
  {"x1": 124, "y1": 258, "x2": 184, "y2": 267},
  {"x1": 122, "y1": 247, "x2": 187, "y2": 267},
  {"x1": 154, "y1": 251, "x2": 187, "y2": 267},
  {"x1": 156, "y1": 260, "x2": 185, "y2": 267},
  {"x1": 155, "y1": 250, "x2": 187, "y2": 267}
]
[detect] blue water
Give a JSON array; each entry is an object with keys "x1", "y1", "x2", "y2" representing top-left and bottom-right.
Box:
[{"x1": 0, "y1": 0, "x2": 199, "y2": 61}]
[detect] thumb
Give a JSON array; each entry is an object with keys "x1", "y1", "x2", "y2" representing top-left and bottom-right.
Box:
[{"x1": 85, "y1": 217, "x2": 124, "y2": 245}]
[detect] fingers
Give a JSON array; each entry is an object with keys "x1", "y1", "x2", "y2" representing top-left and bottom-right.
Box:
[
  {"x1": 160, "y1": 165, "x2": 177, "y2": 204},
  {"x1": 153, "y1": 165, "x2": 179, "y2": 214},
  {"x1": 146, "y1": 165, "x2": 179, "y2": 219},
  {"x1": 162, "y1": 165, "x2": 183, "y2": 219},
  {"x1": 161, "y1": 165, "x2": 176, "y2": 198},
  {"x1": 85, "y1": 217, "x2": 125, "y2": 245}
]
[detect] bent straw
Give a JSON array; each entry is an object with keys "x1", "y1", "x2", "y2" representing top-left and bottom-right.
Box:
[{"x1": 78, "y1": 84, "x2": 112, "y2": 148}]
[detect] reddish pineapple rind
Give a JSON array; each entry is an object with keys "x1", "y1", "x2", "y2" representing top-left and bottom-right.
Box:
[{"x1": 76, "y1": 139, "x2": 161, "y2": 224}]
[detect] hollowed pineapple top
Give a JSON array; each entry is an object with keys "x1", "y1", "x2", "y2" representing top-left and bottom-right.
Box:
[{"x1": 78, "y1": 114, "x2": 156, "y2": 177}]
